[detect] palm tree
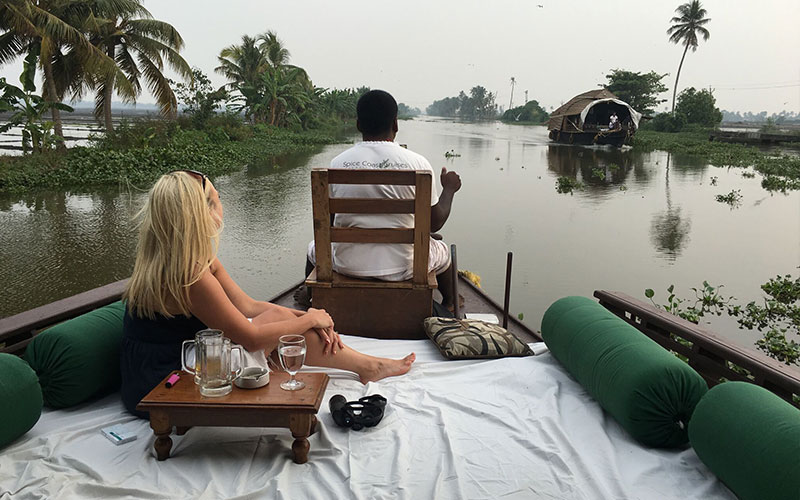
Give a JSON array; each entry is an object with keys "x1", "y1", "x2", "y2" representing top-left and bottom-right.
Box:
[
  {"x1": 85, "y1": 3, "x2": 191, "y2": 131},
  {"x1": 258, "y1": 30, "x2": 290, "y2": 67},
  {"x1": 215, "y1": 35, "x2": 267, "y2": 89},
  {"x1": 509, "y1": 77, "x2": 516, "y2": 110},
  {"x1": 0, "y1": 0, "x2": 131, "y2": 147},
  {"x1": 667, "y1": 0, "x2": 710, "y2": 112}
]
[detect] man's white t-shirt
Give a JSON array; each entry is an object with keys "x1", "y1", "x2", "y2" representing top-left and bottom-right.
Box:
[{"x1": 310, "y1": 141, "x2": 441, "y2": 279}]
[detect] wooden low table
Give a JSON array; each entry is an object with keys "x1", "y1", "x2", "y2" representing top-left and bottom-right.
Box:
[{"x1": 137, "y1": 371, "x2": 329, "y2": 464}]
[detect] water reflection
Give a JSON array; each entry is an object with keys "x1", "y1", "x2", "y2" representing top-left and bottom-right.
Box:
[
  {"x1": 650, "y1": 154, "x2": 692, "y2": 261},
  {"x1": 546, "y1": 144, "x2": 650, "y2": 188}
]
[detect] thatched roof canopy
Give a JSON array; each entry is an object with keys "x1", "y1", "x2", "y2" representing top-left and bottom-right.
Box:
[{"x1": 547, "y1": 89, "x2": 618, "y2": 131}]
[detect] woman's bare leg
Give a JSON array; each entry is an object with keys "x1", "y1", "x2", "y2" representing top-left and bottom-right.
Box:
[{"x1": 253, "y1": 308, "x2": 415, "y2": 383}]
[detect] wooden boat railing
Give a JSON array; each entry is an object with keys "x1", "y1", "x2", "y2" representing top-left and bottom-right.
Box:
[
  {"x1": 595, "y1": 290, "x2": 800, "y2": 408},
  {"x1": 0, "y1": 279, "x2": 128, "y2": 356},
  {"x1": 2, "y1": 282, "x2": 797, "y2": 409}
]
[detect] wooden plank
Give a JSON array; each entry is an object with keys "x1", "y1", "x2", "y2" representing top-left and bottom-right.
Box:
[
  {"x1": 330, "y1": 227, "x2": 414, "y2": 244},
  {"x1": 0, "y1": 279, "x2": 127, "y2": 341},
  {"x1": 310, "y1": 170, "x2": 332, "y2": 281},
  {"x1": 327, "y1": 169, "x2": 416, "y2": 185},
  {"x1": 329, "y1": 198, "x2": 414, "y2": 214},
  {"x1": 412, "y1": 171, "x2": 431, "y2": 286}
]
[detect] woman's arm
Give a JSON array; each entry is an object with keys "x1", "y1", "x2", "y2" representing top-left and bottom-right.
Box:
[
  {"x1": 210, "y1": 258, "x2": 304, "y2": 318},
  {"x1": 188, "y1": 269, "x2": 332, "y2": 352}
]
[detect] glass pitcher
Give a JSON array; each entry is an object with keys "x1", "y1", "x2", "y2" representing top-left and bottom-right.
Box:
[{"x1": 181, "y1": 329, "x2": 243, "y2": 397}]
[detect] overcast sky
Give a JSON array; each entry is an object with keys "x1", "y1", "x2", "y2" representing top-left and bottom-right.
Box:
[{"x1": 2, "y1": 0, "x2": 798, "y2": 114}]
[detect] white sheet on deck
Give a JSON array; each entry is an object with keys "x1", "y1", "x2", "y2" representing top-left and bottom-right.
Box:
[{"x1": 0, "y1": 336, "x2": 733, "y2": 500}]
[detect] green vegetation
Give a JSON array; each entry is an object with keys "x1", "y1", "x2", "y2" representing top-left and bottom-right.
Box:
[
  {"x1": 667, "y1": 0, "x2": 711, "y2": 112},
  {"x1": 644, "y1": 87, "x2": 722, "y2": 131},
  {"x1": 632, "y1": 130, "x2": 800, "y2": 193},
  {"x1": 0, "y1": 118, "x2": 335, "y2": 192},
  {"x1": 602, "y1": 69, "x2": 668, "y2": 115},
  {"x1": 398, "y1": 103, "x2": 421, "y2": 120},
  {"x1": 555, "y1": 176, "x2": 584, "y2": 194},
  {"x1": 646, "y1": 275, "x2": 800, "y2": 365},
  {"x1": 426, "y1": 86, "x2": 497, "y2": 120},
  {"x1": 715, "y1": 189, "x2": 742, "y2": 207},
  {"x1": 500, "y1": 100, "x2": 549, "y2": 124},
  {"x1": 0, "y1": 74, "x2": 73, "y2": 153}
]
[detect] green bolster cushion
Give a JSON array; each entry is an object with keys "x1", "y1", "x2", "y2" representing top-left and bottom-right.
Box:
[
  {"x1": 0, "y1": 353, "x2": 43, "y2": 449},
  {"x1": 541, "y1": 296, "x2": 708, "y2": 448},
  {"x1": 24, "y1": 301, "x2": 125, "y2": 408},
  {"x1": 689, "y1": 382, "x2": 800, "y2": 500}
]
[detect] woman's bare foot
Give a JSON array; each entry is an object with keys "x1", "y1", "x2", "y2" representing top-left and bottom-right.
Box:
[{"x1": 360, "y1": 353, "x2": 416, "y2": 384}]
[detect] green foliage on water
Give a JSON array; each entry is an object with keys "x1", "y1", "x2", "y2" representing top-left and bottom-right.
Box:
[
  {"x1": 646, "y1": 275, "x2": 800, "y2": 365},
  {"x1": 0, "y1": 119, "x2": 335, "y2": 192},
  {"x1": 555, "y1": 176, "x2": 584, "y2": 194},
  {"x1": 715, "y1": 189, "x2": 742, "y2": 207},
  {"x1": 632, "y1": 130, "x2": 800, "y2": 192}
]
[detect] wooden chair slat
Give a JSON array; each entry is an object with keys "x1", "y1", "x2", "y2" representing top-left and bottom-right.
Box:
[
  {"x1": 311, "y1": 170, "x2": 333, "y2": 281},
  {"x1": 413, "y1": 172, "x2": 432, "y2": 286},
  {"x1": 329, "y1": 198, "x2": 415, "y2": 214},
  {"x1": 330, "y1": 227, "x2": 415, "y2": 244},
  {"x1": 326, "y1": 169, "x2": 416, "y2": 185}
]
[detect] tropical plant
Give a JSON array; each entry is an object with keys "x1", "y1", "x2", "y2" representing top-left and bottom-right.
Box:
[
  {"x1": 667, "y1": 0, "x2": 711, "y2": 112},
  {"x1": 171, "y1": 68, "x2": 229, "y2": 128},
  {"x1": 82, "y1": 0, "x2": 191, "y2": 131},
  {"x1": 215, "y1": 34, "x2": 265, "y2": 89},
  {"x1": 603, "y1": 69, "x2": 668, "y2": 115},
  {"x1": 675, "y1": 87, "x2": 722, "y2": 127},
  {"x1": 0, "y1": 0, "x2": 131, "y2": 147},
  {"x1": 0, "y1": 76, "x2": 73, "y2": 153}
]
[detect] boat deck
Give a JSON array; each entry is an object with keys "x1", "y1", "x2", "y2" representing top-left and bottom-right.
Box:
[{"x1": 271, "y1": 275, "x2": 542, "y2": 344}]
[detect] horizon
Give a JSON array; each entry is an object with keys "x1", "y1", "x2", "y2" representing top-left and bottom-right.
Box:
[{"x1": 1, "y1": 0, "x2": 798, "y2": 115}]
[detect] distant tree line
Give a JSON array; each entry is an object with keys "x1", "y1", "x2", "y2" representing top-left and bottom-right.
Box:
[
  {"x1": 721, "y1": 110, "x2": 800, "y2": 124},
  {"x1": 398, "y1": 103, "x2": 421, "y2": 119},
  {"x1": 500, "y1": 100, "x2": 549, "y2": 124},
  {"x1": 426, "y1": 86, "x2": 497, "y2": 120}
]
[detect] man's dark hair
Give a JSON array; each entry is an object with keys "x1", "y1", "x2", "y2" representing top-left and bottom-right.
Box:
[{"x1": 357, "y1": 90, "x2": 397, "y2": 136}]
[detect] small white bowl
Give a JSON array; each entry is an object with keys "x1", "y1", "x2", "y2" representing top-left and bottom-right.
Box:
[{"x1": 235, "y1": 367, "x2": 270, "y2": 389}]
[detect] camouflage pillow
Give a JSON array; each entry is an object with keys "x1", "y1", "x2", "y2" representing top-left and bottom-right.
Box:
[{"x1": 423, "y1": 318, "x2": 534, "y2": 360}]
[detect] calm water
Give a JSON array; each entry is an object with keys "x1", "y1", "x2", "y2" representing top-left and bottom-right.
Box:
[{"x1": 2, "y1": 118, "x2": 799, "y2": 353}]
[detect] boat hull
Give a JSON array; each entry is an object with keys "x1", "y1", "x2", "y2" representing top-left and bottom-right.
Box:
[{"x1": 548, "y1": 129, "x2": 631, "y2": 147}]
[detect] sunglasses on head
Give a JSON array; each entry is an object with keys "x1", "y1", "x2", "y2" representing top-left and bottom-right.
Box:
[{"x1": 174, "y1": 169, "x2": 208, "y2": 191}]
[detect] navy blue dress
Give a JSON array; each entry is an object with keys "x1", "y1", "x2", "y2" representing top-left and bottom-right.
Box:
[{"x1": 120, "y1": 306, "x2": 207, "y2": 418}]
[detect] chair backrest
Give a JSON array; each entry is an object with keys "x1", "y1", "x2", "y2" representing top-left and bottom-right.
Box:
[{"x1": 310, "y1": 168, "x2": 432, "y2": 287}]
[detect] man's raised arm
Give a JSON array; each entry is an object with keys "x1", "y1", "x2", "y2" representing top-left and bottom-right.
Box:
[{"x1": 431, "y1": 167, "x2": 462, "y2": 232}]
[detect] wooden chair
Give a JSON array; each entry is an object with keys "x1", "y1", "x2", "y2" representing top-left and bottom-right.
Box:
[{"x1": 305, "y1": 168, "x2": 437, "y2": 340}]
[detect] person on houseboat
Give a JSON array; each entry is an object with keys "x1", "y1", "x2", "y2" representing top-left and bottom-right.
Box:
[
  {"x1": 304, "y1": 90, "x2": 462, "y2": 311},
  {"x1": 609, "y1": 112, "x2": 619, "y2": 130},
  {"x1": 120, "y1": 170, "x2": 416, "y2": 417}
]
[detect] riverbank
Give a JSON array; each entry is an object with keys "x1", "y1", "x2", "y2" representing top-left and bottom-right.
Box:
[
  {"x1": 0, "y1": 120, "x2": 342, "y2": 192},
  {"x1": 631, "y1": 130, "x2": 800, "y2": 193}
]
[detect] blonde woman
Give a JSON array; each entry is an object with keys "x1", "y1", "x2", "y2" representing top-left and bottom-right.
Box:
[{"x1": 121, "y1": 170, "x2": 415, "y2": 417}]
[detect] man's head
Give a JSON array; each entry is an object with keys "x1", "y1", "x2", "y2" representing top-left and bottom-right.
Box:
[{"x1": 357, "y1": 90, "x2": 398, "y2": 141}]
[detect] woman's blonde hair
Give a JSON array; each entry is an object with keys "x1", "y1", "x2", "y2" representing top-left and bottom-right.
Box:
[{"x1": 123, "y1": 171, "x2": 221, "y2": 319}]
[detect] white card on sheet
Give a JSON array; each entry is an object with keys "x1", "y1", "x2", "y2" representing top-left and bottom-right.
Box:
[
  {"x1": 463, "y1": 313, "x2": 500, "y2": 324},
  {"x1": 101, "y1": 424, "x2": 138, "y2": 445}
]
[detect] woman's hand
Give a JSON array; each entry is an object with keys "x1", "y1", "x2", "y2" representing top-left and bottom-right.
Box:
[
  {"x1": 306, "y1": 308, "x2": 333, "y2": 330},
  {"x1": 315, "y1": 327, "x2": 344, "y2": 355}
]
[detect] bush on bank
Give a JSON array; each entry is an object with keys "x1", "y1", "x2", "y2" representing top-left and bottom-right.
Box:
[
  {"x1": 0, "y1": 119, "x2": 337, "y2": 192},
  {"x1": 632, "y1": 130, "x2": 800, "y2": 193}
]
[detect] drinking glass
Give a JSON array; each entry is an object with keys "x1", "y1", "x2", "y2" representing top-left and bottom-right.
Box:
[{"x1": 278, "y1": 335, "x2": 306, "y2": 391}]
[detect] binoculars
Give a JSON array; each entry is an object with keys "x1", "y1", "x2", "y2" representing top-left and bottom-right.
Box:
[{"x1": 329, "y1": 394, "x2": 387, "y2": 431}]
